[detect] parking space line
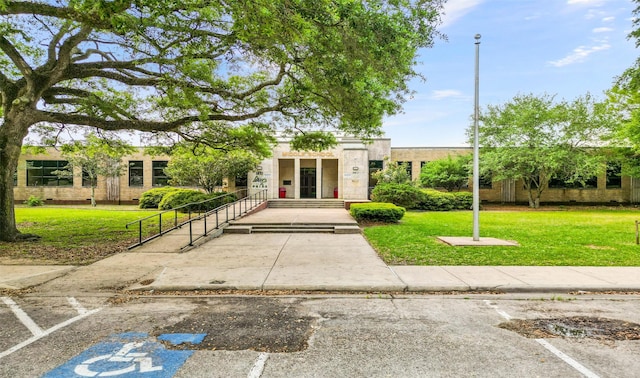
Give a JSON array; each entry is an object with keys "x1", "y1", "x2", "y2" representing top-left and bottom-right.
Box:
[
  {"x1": 1, "y1": 296, "x2": 43, "y2": 336},
  {"x1": 483, "y1": 300, "x2": 601, "y2": 378},
  {"x1": 67, "y1": 297, "x2": 88, "y2": 315},
  {"x1": 0, "y1": 299, "x2": 102, "y2": 361},
  {"x1": 247, "y1": 352, "x2": 269, "y2": 378}
]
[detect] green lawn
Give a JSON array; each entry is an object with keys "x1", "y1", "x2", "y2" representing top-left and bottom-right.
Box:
[
  {"x1": 362, "y1": 209, "x2": 640, "y2": 266},
  {"x1": 0, "y1": 205, "x2": 162, "y2": 265}
]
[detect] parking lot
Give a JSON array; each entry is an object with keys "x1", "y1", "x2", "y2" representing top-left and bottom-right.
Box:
[{"x1": 1, "y1": 294, "x2": 639, "y2": 377}]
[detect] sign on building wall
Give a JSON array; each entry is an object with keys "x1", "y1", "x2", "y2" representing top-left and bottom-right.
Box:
[{"x1": 251, "y1": 167, "x2": 268, "y2": 190}]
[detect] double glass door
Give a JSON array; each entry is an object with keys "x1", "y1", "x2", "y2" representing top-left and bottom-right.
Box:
[{"x1": 300, "y1": 168, "x2": 316, "y2": 198}]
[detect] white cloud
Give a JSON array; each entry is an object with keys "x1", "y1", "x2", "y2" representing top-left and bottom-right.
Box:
[
  {"x1": 440, "y1": 0, "x2": 484, "y2": 27},
  {"x1": 593, "y1": 27, "x2": 614, "y2": 33},
  {"x1": 602, "y1": 16, "x2": 615, "y2": 22},
  {"x1": 567, "y1": 0, "x2": 605, "y2": 5},
  {"x1": 547, "y1": 42, "x2": 611, "y2": 67},
  {"x1": 430, "y1": 89, "x2": 467, "y2": 100}
]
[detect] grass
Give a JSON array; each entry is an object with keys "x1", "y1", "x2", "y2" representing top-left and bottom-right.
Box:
[
  {"x1": 0, "y1": 205, "x2": 168, "y2": 265},
  {"x1": 362, "y1": 208, "x2": 640, "y2": 266}
]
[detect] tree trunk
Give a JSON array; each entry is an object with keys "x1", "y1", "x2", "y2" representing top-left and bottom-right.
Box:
[
  {"x1": 0, "y1": 117, "x2": 32, "y2": 241},
  {"x1": 90, "y1": 185, "x2": 97, "y2": 207}
]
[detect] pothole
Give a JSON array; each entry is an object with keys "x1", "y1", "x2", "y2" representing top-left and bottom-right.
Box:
[
  {"x1": 152, "y1": 297, "x2": 315, "y2": 352},
  {"x1": 139, "y1": 279, "x2": 155, "y2": 286},
  {"x1": 499, "y1": 316, "x2": 640, "y2": 341},
  {"x1": 209, "y1": 279, "x2": 226, "y2": 284}
]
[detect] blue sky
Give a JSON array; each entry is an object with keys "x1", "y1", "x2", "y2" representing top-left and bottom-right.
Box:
[{"x1": 382, "y1": 0, "x2": 639, "y2": 147}]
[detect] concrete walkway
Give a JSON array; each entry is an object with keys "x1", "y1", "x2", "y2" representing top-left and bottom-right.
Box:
[{"x1": 3, "y1": 208, "x2": 640, "y2": 293}]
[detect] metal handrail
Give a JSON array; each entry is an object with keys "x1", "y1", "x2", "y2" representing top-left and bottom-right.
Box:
[{"x1": 126, "y1": 189, "x2": 267, "y2": 249}]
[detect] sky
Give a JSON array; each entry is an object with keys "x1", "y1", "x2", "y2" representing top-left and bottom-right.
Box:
[{"x1": 381, "y1": 0, "x2": 640, "y2": 147}]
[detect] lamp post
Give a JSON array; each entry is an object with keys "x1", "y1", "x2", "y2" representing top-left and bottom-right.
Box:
[{"x1": 472, "y1": 34, "x2": 481, "y2": 241}]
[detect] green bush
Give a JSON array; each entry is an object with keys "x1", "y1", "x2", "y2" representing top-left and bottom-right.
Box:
[
  {"x1": 23, "y1": 195, "x2": 44, "y2": 207},
  {"x1": 452, "y1": 191, "x2": 473, "y2": 210},
  {"x1": 350, "y1": 202, "x2": 406, "y2": 223},
  {"x1": 138, "y1": 187, "x2": 180, "y2": 208},
  {"x1": 158, "y1": 189, "x2": 237, "y2": 212},
  {"x1": 370, "y1": 183, "x2": 424, "y2": 209},
  {"x1": 417, "y1": 189, "x2": 455, "y2": 211}
]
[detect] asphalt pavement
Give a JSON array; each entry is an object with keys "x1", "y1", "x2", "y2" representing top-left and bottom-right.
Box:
[{"x1": 2, "y1": 208, "x2": 640, "y2": 294}]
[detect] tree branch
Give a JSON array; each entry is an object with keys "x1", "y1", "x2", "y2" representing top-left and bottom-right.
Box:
[
  {"x1": 36, "y1": 101, "x2": 284, "y2": 132},
  {"x1": 0, "y1": 35, "x2": 33, "y2": 77}
]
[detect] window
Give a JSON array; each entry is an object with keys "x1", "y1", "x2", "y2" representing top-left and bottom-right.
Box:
[
  {"x1": 82, "y1": 168, "x2": 97, "y2": 187},
  {"x1": 548, "y1": 176, "x2": 597, "y2": 189},
  {"x1": 479, "y1": 173, "x2": 493, "y2": 189},
  {"x1": 13, "y1": 168, "x2": 17, "y2": 186},
  {"x1": 26, "y1": 160, "x2": 72, "y2": 186},
  {"x1": 235, "y1": 174, "x2": 248, "y2": 187},
  {"x1": 397, "y1": 161, "x2": 413, "y2": 179},
  {"x1": 420, "y1": 161, "x2": 428, "y2": 169},
  {"x1": 129, "y1": 161, "x2": 143, "y2": 187},
  {"x1": 152, "y1": 160, "x2": 169, "y2": 186},
  {"x1": 606, "y1": 162, "x2": 622, "y2": 189},
  {"x1": 368, "y1": 160, "x2": 383, "y2": 188}
]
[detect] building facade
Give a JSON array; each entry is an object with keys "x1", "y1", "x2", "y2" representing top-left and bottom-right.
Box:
[{"x1": 12, "y1": 136, "x2": 640, "y2": 205}]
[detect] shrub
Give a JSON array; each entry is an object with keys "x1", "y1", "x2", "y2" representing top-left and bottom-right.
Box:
[
  {"x1": 350, "y1": 202, "x2": 406, "y2": 223},
  {"x1": 416, "y1": 189, "x2": 455, "y2": 211},
  {"x1": 138, "y1": 187, "x2": 180, "y2": 208},
  {"x1": 23, "y1": 195, "x2": 44, "y2": 207},
  {"x1": 370, "y1": 183, "x2": 424, "y2": 209},
  {"x1": 158, "y1": 189, "x2": 237, "y2": 212},
  {"x1": 452, "y1": 191, "x2": 473, "y2": 210}
]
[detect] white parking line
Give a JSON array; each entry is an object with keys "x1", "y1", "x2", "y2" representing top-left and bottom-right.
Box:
[
  {"x1": 247, "y1": 352, "x2": 269, "y2": 378},
  {"x1": 483, "y1": 300, "x2": 600, "y2": 378},
  {"x1": 0, "y1": 297, "x2": 102, "y2": 360},
  {"x1": 1, "y1": 296, "x2": 43, "y2": 336},
  {"x1": 67, "y1": 297, "x2": 88, "y2": 315}
]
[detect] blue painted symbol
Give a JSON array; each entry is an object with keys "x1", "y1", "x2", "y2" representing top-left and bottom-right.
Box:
[{"x1": 42, "y1": 332, "x2": 206, "y2": 377}]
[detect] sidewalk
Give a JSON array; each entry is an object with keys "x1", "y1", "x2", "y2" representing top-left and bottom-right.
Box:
[{"x1": 3, "y1": 208, "x2": 640, "y2": 294}]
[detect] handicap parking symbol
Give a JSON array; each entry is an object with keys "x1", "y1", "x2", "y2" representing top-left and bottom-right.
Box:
[{"x1": 43, "y1": 332, "x2": 206, "y2": 378}]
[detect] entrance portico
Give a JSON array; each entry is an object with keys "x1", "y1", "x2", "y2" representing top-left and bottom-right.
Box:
[{"x1": 248, "y1": 135, "x2": 390, "y2": 201}]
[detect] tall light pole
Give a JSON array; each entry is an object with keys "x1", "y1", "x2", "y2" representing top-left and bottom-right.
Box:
[{"x1": 472, "y1": 34, "x2": 481, "y2": 241}]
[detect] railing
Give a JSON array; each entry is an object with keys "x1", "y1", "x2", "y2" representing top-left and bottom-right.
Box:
[{"x1": 126, "y1": 189, "x2": 268, "y2": 249}]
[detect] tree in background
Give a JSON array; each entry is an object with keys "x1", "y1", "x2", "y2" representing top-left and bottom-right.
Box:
[
  {"x1": 55, "y1": 133, "x2": 133, "y2": 206},
  {"x1": 476, "y1": 93, "x2": 613, "y2": 208},
  {"x1": 0, "y1": 0, "x2": 445, "y2": 241},
  {"x1": 371, "y1": 158, "x2": 412, "y2": 185},
  {"x1": 419, "y1": 154, "x2": 471, "y2": 192},
  {"x1": 164, "y1": 148, "x2": 264, "y2": 194}
]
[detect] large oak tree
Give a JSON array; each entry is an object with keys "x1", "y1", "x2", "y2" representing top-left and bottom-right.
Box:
[
  {"x1": 0, "y1": 0, "x2": 444, "y2": 241},
  {"x1": 476, "y1": 93, "x2": 614, "y2": 208}
]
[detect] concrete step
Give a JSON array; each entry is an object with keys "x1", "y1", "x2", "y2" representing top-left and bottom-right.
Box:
[
  {"x1": 223, "y1": 224, "x2": 361, "y2": 234},
  {"x1": 268, "y1": 199, "x2": 345, "y2": 209}
]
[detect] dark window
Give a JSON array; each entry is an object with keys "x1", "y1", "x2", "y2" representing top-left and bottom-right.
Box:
[
  {"x1": 129, "y1": 161, "x2": 144, "y2": 187},
  {"x1": 420, "y1": 161, "x2": 428, "y2": 169},
  {"x1": 13, "y1": 168, "x2": 17, "y2": 186},
  {"x1": 479, "y1": 173, "x2": 493, "y2": 189},
  {"x1": 548, "y1": 176, "x2": 597, "y2": 189},
  {"x1": 606, "y1": 162, "x2": 622, "y2": 189},
  {"x1": 26, "y1": 160, "x2": 72, "y2": 186},
  {"x1": 397, "y1": 161, "x2": 413, "y2": 179},
  {"x1": 235, "y1": 174, "x2": 248, "y2": 187},
  {"x1": 368, "y1": 160, "x2": 383, "y2": 188},
  {"x1": 152, "y1": 161, "x2": 169, "y2": 186},
  {"x1": 82, "y1": 168, "x2": 97, "y2": 187}
]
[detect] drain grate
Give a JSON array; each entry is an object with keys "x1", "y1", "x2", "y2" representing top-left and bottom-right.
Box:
[
  {"x1": 500, "y1": 316, "x2": 640, "y2": 341},
  {"x1": 153, "y1": 298, "x2": 315, "y2": 352}
]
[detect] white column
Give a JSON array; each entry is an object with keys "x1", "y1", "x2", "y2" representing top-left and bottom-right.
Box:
[
  {"x1": 316, "y1": 159, "x2": 322, "y2": 199},
  {"x1": 294, "y1": 159, "x2": 300, "y2": 199}
]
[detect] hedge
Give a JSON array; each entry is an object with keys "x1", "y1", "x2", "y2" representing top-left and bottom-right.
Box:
[
  {"x1": 371, "y1": 183, "x2": 474, "y2": 211},
  {"x1": 370, "y1": 183, "x2": 423, "y2": 209},
  {"x1": 350, "y1": 202, "x2": 406, "y2": 223},
  {"x1": 158, "y1": 189, "x2": 237, "y2": 212},
  {"x1": 138, "y1": 187, "x2": 180, "y2": 209},
  {"x1": 416, "y1": 189, "x2": 473, "y2": 211}
]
